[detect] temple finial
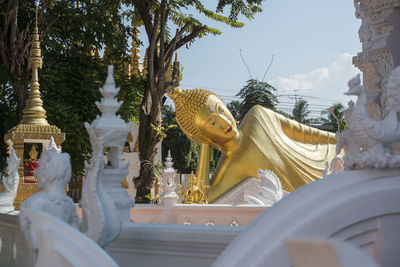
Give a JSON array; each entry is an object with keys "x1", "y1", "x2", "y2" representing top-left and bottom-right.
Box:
[
  {"x1": 20, "y1": 2, "x2": 48, "y2": 125},
  {"x1": 130, "y1": 28, "x2": 141, "y2": 77},
  {"x1": 143, "y1": 48, "x2": 148, "y2": 77},
  {"x1": 35, "y1": 3, "x2": 39, "y2": 27}
]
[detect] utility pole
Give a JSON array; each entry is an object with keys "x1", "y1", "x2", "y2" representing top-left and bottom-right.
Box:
[{"x1": 294, "y1": 89, "x2": 298, "y2": 105}]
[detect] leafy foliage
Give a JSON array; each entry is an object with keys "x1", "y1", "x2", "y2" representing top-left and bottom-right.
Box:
[
  {"x1": 43, "y1": 0, "x2": 133, "y2": 61},
  {"x1": 217, "y1": 0, "x2": 264, "y2": 20},
  {"x1": 0, "y1": 83, "x2": 17, "y2": 174},
  {"x1": 227, "y1": 100, "x2": 243, "y2": 123},
  {"x1": 0, "y1": 0, "x2": 142, "y2": 183},
  {"x1": 40, "y1": 53, "x2": 102, "y2": 177},
  {"x1": 161, "y1": 105, "x2": 200, "y2": 174},
  {"x1": 318, "y1": 103, "x2": 346, "y2": 132},
  {"x1": 117, "y1": 72, "x2": 145, "y2": 124},
  {"x1": 236, "y1": 79, "x2": 277, "y2": 121},
  {"x1": 40, "y1": 51, "x2": 143, "y2": 177},
  {"x1": 291, "y1": 99, "x2": 314, "y2": 125}
]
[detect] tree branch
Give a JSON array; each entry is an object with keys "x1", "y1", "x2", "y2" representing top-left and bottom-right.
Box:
[
  {"x1": 133, "y1": 0, "x2": 155, "y2": 45},
  {"x1": 155, "y1": 0, "x2": 168, "y2": 93},
  {"x1": 8, "y1": 0, "x2": 18, "y2": 47},
  {"x1": 175, "y1": 25, "x2": 207, "y2": 51},
  {"x1": 164, "y1": 80, "x2": 180, "y2": 94},
  {"x1": 164, "y1": 22, "x2": 191, "y2": 59},
  {"x1": 148, "y1": 6, "x2": 160, "y2": 95}
]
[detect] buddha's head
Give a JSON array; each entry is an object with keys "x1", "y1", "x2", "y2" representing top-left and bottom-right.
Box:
[{"x1": 169, "y1": 88, "x2": 238, "y2": 149}]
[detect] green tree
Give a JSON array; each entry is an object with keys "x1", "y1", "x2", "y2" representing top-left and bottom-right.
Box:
[
  {"x1": 291, "y1": 99, "x2": 314, "y2": 125},
  {"x1": 1, "y1": 0, "x2": 131, "y2": 118},
  {"x1": 227, "y1": 100, "x2": 242, "y2": 123},
  {"x1": 236, "y1": 79, "x2": 277, "y2": 121},
  {"x1": 0, "y1": 1, "x2": 142, "y2": 192},
  {"x1": 40, "y1": 52, "x2": 143, "y2": 176},
  {"x1": 0, "y1": 82, "x2": 17, "y2": 174},
  {"x1": 161, "y1": 105, "x2": 200, "y2": 174},
  {"x1": 130, "y1": 0, "x2": 265, "y2": 203},
  {"x1": 318, "y1": 103, "x2": 346, "y2": 132}
]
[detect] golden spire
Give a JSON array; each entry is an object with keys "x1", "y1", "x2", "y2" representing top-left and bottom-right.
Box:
[
  {"x1": 165, "y1": 52, "x2": 180, "y2": 84},
  {"x1": 130, "y1": 28, "x2": 141, "y2": 77},
  {"x1": 143, "y1": 48, "x2": 148, "y2": 77},
  {"x1": 142, "y1": 40, "x2": 160, "y2": 78},
  {"x1": 173, "y1": 52, "x2": 181, "y2": 82},
  {"x1": 20, "y1": 3, "x2": 49, "y2": 125}
]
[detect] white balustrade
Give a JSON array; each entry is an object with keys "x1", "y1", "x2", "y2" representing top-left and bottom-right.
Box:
[{"x1": 0, "y1": 214, "x2": 30, "y2": 267}]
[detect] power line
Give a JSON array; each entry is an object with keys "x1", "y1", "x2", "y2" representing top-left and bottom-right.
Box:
[{"x1": 181, "y1": 84, "x2": 345, "y2": 105}]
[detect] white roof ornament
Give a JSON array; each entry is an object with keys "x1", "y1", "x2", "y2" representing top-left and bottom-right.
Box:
[
  {"x1": 80, "y1": 65, "x2": 134, "y2": 247},
  {"x1": 93, "y1": 65, "x2": 128, "y2": 133},
  {"x1": 46, "y1": 136, "x2": 61, "y2": 153}
]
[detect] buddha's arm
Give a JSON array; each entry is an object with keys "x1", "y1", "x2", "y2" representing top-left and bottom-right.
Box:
[
  {"x1": 196, "y1": 143, "x2": 210, "y2": 186},
  {"x1": 277, "y1": 113, "x2": 336, "y2": 144}
]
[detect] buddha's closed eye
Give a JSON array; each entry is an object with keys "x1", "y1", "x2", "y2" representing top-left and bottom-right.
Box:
[{"x1": 209, "y1": 118, "x2": 216, "y2": 127}]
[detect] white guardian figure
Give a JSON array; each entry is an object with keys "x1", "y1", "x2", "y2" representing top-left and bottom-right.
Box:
[{"x1": 0, "y1": 148, "x2": 20, "y2": 213}]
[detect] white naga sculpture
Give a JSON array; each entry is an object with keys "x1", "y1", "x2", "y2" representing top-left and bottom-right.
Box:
[
  {"x1": 323, "y1": 157, "x2": 344, "y2": 177},
  {"x1": 217, "y1": 169, "x2": 283, "y2": 206},
  {"x1": 338, "y1": 67, "x2": 400, "y2": 169},
  {"x1": 80, "y1": 124, "x2": 121, "y2": 247},
  {"x1": 22, "y1": 208, "x2": 118, "y2": 267},
  {"x1": 0, "y1": 148, "x2": 20, "y2": 213}
]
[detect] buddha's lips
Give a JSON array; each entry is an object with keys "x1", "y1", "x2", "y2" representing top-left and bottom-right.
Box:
[{"x1": 225, "y1": 125, "x2": 233, "y2": 133}]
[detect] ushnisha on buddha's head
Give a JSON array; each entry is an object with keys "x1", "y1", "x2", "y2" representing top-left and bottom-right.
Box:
[{"x1": 169, "y1": 88, "x2": 238, "y2": 148}]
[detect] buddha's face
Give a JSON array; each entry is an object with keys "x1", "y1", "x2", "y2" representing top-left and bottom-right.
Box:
[{"x1": 195, "y1": 95, "x2": 238, "y2": 145}]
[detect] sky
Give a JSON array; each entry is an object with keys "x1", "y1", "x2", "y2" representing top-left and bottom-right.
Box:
[{"x1": 139, "y1": 0, "x2": 361, "y2": 118}]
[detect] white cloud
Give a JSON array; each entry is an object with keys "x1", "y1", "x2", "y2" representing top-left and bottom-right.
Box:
[
  {"x1": 269, "y1": 53, "x2": 360, "y2": 104},
  {"x1": 273, "y1": 67, "x2": 329, "y2": 91}
]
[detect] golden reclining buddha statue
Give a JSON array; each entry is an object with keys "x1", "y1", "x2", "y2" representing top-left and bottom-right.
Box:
[{"x1": 169, "y1": 88, "x2": 337, "y2": 202}]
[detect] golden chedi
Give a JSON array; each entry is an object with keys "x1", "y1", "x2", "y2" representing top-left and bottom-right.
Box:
[
  {"x1": 169, "y1": 88, "x2": 337, "y2": 202},
  {"x1": 3, "y1": 5, "x2": 65, "y2": 209}
]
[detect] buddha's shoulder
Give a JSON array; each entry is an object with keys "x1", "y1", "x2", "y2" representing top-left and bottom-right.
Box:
[
  {"x1": 243, "y1": 105, "x2": 282, "y2": 122},
  {"x1": 240, "y1": 106, "x2": 283, "y2": 133}
]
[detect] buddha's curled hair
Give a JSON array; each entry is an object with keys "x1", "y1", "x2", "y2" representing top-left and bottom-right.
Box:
[
  {"x1": 168, "y1": 88, "x2": 217, "y2": 144},
  {"x1": 168, "y1": 88, "x2": 227, "y2": 145}
]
